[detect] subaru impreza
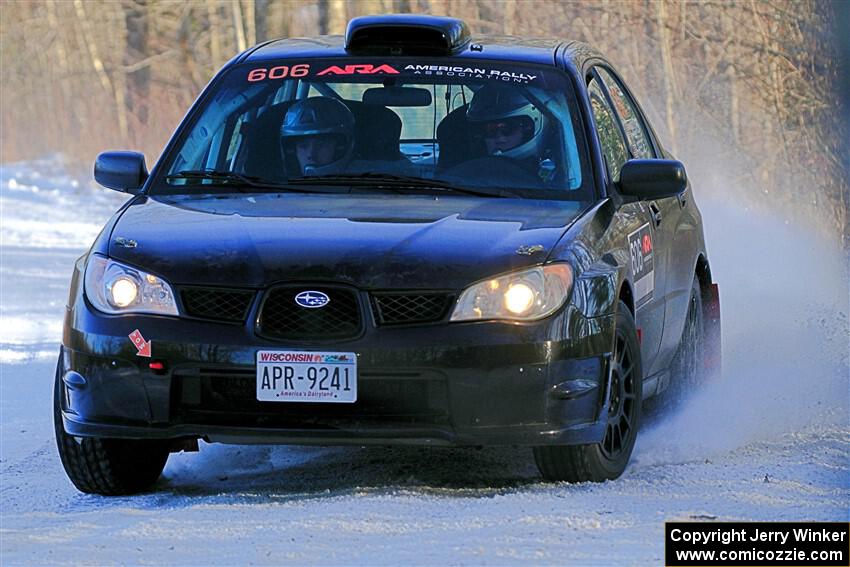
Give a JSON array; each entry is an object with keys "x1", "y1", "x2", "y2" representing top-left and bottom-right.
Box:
[{"x1": 55, "y1": 14, "x2": 720, "y2": 494}]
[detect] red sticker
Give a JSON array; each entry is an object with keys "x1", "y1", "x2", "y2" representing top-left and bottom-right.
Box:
[
  {"x1": 128, "y1": 329, "x2": 152, "y2": 358},
  {"x1": 316, "y1": 64, "x2": 399, "y2": 76}
]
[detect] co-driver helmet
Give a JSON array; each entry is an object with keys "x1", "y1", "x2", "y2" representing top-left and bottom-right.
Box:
[{"x1": 466, "y1": 84, "x2": 546, "y2": 161}]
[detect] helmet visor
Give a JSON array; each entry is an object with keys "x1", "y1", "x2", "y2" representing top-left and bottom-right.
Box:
[
  {"x1": 476, "y1": 116, "x2": 535, "y2": 151},
  {"x1": 481, "y1": 116, "x2": 533, "y2": 138}
]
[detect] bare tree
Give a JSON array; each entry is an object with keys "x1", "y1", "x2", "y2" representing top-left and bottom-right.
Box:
[{"x1": 0, "y1": 0, "x2": 843, "y2": 240}]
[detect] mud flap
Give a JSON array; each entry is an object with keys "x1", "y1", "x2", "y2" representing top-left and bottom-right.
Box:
[{"x1": 704, "y1": 283, "x2": 722, "y2": 379}]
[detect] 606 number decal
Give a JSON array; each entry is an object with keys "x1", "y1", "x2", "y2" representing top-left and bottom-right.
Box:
[{"x1": 247, "y1": 64, "x2": 310, "y2": 82}]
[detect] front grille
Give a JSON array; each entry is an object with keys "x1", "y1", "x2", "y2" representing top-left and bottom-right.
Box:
[
  {"x1": 171, "y1": 367, "x2": 449, "y2": 427},
  {"x1": 180, "y1": 287, "x2": 255, "y2": 322},
  {"x1": 371, "y1": 292, "x2": 454, "y2": 325},
  {"x1": 258, "y1": 286, "x2": 361, "y2": 341}
]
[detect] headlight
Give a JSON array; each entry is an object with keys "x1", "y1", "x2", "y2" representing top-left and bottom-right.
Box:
[
  {"x1": 450, "y1": 264, "x2": 573, "y2": 322},
  {"x1": 84, "y1": 254, "x2": 179, "y2": 316}
]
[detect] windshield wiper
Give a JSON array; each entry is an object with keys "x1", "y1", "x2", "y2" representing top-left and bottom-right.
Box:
[
  {"x1": 286, "y1": 173, "x2": 516, "y2": 198},
  {"x1": 166, "y1": 169, "x2": 330, "y2": 193}
]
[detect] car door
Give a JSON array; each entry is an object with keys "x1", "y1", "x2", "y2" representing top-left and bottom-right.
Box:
[
  {"x1": 594, "y1": 66, "x2": 691, "y2": 378},
  {"x1": 586, "y1": 74, "x2": 667, "y2": 375}
]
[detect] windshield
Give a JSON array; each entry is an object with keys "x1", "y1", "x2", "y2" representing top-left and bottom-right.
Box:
[{"x1": 156, "y1": 58, "x2": 591, "y2": 200}]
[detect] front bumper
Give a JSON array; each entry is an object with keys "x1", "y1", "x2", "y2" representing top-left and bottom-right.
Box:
[{"x1": 60, "y1": 284, "x2": 615, "y2": 447}]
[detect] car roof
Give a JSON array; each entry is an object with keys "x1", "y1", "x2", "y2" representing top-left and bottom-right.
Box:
[{"x1": 242, "y1": 34, "x2": 605, "y2": 75}]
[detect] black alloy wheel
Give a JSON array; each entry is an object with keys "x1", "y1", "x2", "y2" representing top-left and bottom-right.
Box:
[
  {"x1": 534, "y1": 299, "x2": 643, "y2": 482},
  {"x1": 600, "y1": 325, "x2": 638, "y2": 461}
]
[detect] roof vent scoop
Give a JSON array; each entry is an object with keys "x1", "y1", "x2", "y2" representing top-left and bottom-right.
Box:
[{"x1": 345, "y1": 15, "x2": 471, "y2": 55}]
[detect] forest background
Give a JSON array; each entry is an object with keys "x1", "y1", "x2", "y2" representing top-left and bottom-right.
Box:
[{"x1": 1, "y1": 0, "x2": 847, "y2": 245}]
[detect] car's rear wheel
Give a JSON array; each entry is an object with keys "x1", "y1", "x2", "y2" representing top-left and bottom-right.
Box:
[
  {"x1": 533, "y1": 300, "x2": 642, "y2": 482},
  {"x1": 666, "y1": 274, "x2": 705, "y2": 403},
  {"x1": 53, "y1": 353, "x2": 169, "y2": 495}
]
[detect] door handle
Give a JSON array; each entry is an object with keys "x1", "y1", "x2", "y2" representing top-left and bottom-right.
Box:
[{"x1": 649, "y1": 202, "x2": 662, "y2": 226}]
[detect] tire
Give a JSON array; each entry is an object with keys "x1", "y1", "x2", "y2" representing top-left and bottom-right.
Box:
[
  {"x1": 533, "y1": 299, "x2": 642, "y2": 482},
  {"x1": 53, "y1": 352, "x2": 170, "y2": 495},
  {"x1": 666, "y1": 274, "x2": 705, "y2": 402}
]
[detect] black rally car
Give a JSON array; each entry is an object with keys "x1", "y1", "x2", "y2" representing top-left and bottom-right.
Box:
[{"x1": 55, "y1": 14, "x2": 721, "y2": 494}]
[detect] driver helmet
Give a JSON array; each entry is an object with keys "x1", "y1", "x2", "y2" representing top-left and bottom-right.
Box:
[
  {"x1": 466, "y1": 84, "x2": 546, "y2": 161},
  {"x1": 281, "y1": 97, "x2": 355, "y2": 175}
]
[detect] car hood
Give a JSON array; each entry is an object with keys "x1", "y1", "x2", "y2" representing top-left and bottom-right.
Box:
[{"x1": 108, "y1": 193, "x2": 586, "y2": 290}]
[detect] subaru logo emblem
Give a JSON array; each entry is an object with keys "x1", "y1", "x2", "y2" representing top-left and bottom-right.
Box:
[{"x1": 294, "y1": 291, "x2": 330, "y2": 309}]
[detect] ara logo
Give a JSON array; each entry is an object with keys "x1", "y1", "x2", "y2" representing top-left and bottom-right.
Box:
[
  {"x1": 294, "y1": 291, "x2": 330, "y2": 309},
  {"x1": 316, "y1": 64, "x2": 399, "y2": 76}
]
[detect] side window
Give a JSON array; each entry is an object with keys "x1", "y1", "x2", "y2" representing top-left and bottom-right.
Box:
[
  {"x1": 596, "y1": 67, "x2": 654, "y2": 159},
  {"x1": 588, "y1": 78, "x2": 628, "y2": 183}
]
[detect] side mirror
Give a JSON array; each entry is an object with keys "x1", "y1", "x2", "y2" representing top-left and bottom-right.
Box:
[
  {"x1": 94, "y1": 151, "x2": 148, "y2": 194},
  {"x1": 618, "y1": 159, "x2": 687, "y2": 200}
]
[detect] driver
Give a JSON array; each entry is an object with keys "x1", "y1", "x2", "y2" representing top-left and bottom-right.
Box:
[
  {"x1": 466, "y1": 84, "x2": 556, "y2": 182},
  {"x1": 281, "y1": 97, "x2": 355, "y2": 176}
]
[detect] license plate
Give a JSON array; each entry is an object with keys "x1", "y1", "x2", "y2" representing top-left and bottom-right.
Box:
[{"x1": 256, "y1": 350, "x2": 357, "y2": 403}]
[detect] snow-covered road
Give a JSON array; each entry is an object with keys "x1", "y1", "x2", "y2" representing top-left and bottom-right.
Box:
[{"x1": 1, "y1": 158, "x2": 847, "y2": 565}]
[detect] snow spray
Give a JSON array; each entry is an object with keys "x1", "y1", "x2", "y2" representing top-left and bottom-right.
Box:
[{"x1": 634, "y1": 152, "x2": 849, "y2": 467}]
